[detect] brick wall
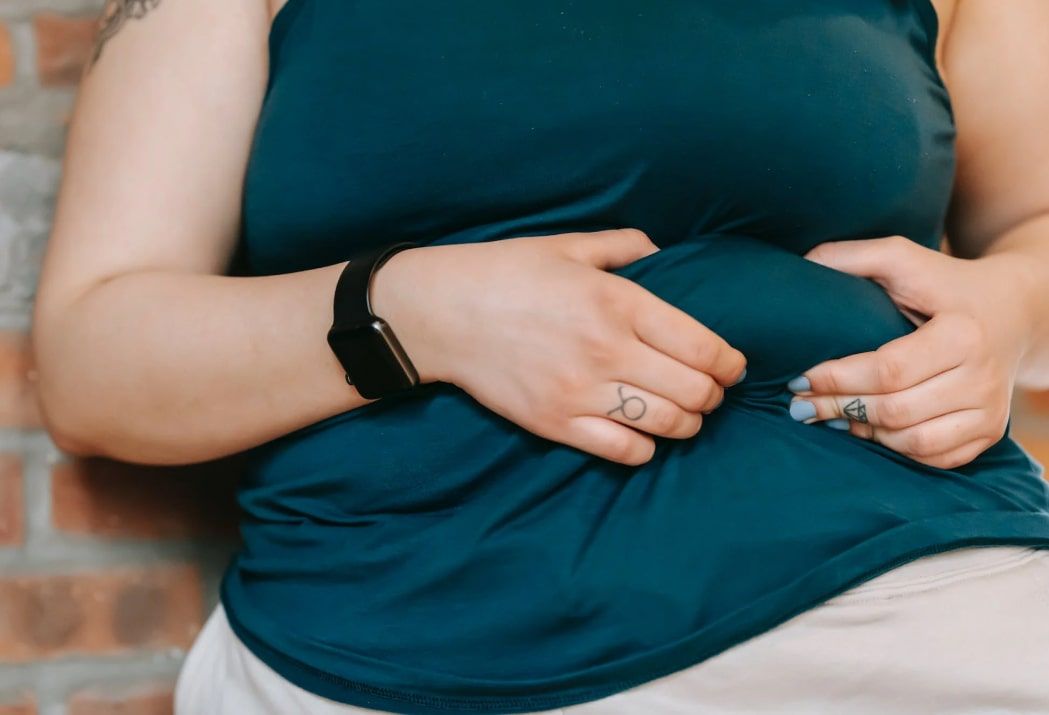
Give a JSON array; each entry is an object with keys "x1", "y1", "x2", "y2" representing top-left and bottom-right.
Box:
[
  {"x1": 0, "y1": 2, "x2": 1048, "y2": 714},
  {"x1": 1, "y1": 4, "x2": 242, "y2": 713}
]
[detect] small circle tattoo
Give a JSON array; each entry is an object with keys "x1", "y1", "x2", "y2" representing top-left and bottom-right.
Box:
[
  {"x1": 607, "y1": 384, "x2": 647, "y2": 421},
  {"x1": 843, "y1": 397, "x2": 869, "y2": 424}
]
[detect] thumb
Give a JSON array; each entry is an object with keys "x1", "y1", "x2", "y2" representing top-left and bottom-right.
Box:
[
  {"x1": 804, "y1": 236, "x2": 947, "y2": 316},
  {"x1": 564, "y1": 228, "x2": 660, "y2": 270}
]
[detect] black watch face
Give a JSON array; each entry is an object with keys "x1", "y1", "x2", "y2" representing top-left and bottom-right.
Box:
[{"x1": 327, "y1": 320, "x2": 418, "y2": 399}]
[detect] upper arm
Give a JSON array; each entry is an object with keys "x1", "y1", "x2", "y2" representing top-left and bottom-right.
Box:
[
  {"x1": 936, "y1": 0, "x2": 1049, "y2": 257},
  {"x1": 35, "y1": 0, "x2": 272, "y2": 318}
]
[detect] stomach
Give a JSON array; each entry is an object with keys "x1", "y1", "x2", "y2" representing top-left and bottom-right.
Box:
[{"x1": 232, "y1": 233, "x2": 1046, "y2": 680}]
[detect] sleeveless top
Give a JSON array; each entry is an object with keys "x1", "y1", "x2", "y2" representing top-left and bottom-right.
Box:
[{"x1": 220, "y1": 2, "x2": 1049, "y2": 712}]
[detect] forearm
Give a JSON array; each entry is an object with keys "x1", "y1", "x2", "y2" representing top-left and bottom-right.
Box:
[
  {"x1": 32, "y1": 262, "x2": 370, "y2": 465},
  {"x1": 977, "y1": 212, "x2": 1049, "y2": 389}
]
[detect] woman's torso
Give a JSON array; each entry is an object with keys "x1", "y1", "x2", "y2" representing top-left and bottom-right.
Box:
[{"x1": 221, "y1": 2, "x2": 1049, "y2": 712}]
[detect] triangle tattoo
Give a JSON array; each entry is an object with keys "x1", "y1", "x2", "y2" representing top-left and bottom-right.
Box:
[{"x1": 843, "y1": 398, "x2": 868, "y2": 423}]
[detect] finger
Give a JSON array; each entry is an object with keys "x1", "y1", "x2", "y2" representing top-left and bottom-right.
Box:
[
  {"x1": 910, "y1": 438, "x2": 997, "y2": 471},
  {"x1": 560, "y1": 228, "x2": 659, "y2": 270},
  {"x1": 562, "y1": 414, "x2": 657, "y2": 466},
  {"x1": 790, "y1": 313, "x2": 963, "y2": 396},
  {"x1": 630, "y1": 289, "x2": 747, "y2": 388},
  {"x1": 792, "y1": 366, "x2": 977, "y2": 430},
  {"x1": 804, "y1": 236, "x2": 915, "y2": 281},
  {"x1": 594, "y1": 382, "x2": 703, "y2": 440},
  {"x1": 853, "y1": 408, "x2": 990, "y2": 460},
  {"x1": 616, "y1": 343, "x2": 724, "y2": 414},
  {"x1": 803, "y1": 236, "x2": 947, "y2": 316}
]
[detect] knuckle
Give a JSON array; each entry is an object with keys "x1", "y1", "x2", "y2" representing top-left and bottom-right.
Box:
[
  {"x1": 873, "y1": 348, "x2": 907, "y2": 391},
  {"x1": 679, "y1": 391, "x2": 708, "y2": 414},
  {"x1": 694, "y1": 384, "x2": 721, "y2": 414},
  {"x1": 687, "y1": 337, "x2": 717, "y2": 370},
  {"x1": 819, "y1": 362, "x2": 847, "y2": 394},
  {"x1": 582, "y1": 334, "x2": 618, "y2": 371},
  {"x1": 905, "y1": 426, "x2": 940, "y2": 457},
  {"x1": 618, "y1": 227, "x2": 652, "y2": 247},
  {"x1": 888, "y1": 235, "x2": 915, "y2": 256},
  {"x1": 877, "y1": 395, "x2": 910, "y2": 427},
  {"x1": 550, "y1": 365, "x2": 590, "y2": 399},
  {"x1": 648, "y1": 406, "x2": 680, "y2": 435},
  {"x1": 574, "y1": 321, "x2": 619, "y2": 367},
  {"x1": 888, "y1": 234, "x2": 910, "y2": 248},
  {"x1": 677, "y1": 377, "x2": 716, "y2": 413}
]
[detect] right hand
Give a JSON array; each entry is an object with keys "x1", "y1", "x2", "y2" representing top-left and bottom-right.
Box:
[{"x1": 370, "y1": 229, "x2": 747, "y2": 466}]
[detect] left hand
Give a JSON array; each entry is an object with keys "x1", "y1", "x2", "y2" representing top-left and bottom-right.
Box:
[{"x1": 786, "y1": 235, "x2": 1036, "y2": 470}]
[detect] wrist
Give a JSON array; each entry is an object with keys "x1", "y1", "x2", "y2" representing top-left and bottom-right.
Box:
[
  {"x1": 368, "y1": 245, "x2": 453, "y2": 385},
  {"x1": 974, "y1": 250, "x2": 1046, "y2": 366}
]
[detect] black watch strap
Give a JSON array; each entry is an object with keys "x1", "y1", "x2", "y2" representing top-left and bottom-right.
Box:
[{"x1": 331, "y1": 242, "x2": 419, "y2": 330}]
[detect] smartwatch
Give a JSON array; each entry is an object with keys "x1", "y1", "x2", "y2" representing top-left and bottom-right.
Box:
[{"x1": 326, "y1": 241, "x2": 421, "y2": 399}]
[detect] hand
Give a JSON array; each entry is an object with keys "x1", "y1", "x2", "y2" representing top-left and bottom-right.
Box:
[
  {"x1": 370, "y1": 229, "x2": 748, "y2": 466},
  {"x1": 786, "y1": 235, "x2": 1037, "y2": 470}
]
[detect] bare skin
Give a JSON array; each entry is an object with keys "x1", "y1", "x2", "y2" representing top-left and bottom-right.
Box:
[
  {"x1": 30, "y1": 0, "x2": 1049, "y2": 470},
  {"x1": 90, "y1": 0, "x2": 162, "y2": 66}
]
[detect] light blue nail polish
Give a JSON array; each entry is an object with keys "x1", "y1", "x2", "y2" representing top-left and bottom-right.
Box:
[
  {"x1": 787, "y1": 375, "x2": 811, "y2": 393},
  {"x1": 732, "y1": 367, "x2": 747, "y2": 386},
  {"x1": 825, "y1": 418, "x2": 851, "y2": 430},
  {"x1": 789, "y1": 400, "x2": 817, "y2": 421}
]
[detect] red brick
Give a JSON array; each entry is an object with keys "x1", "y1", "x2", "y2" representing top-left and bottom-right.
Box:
[
  {"x1": 51, "y1": 456, "x2": 242, "y2": 541},
  {"x1": 0, "y1": 23, "x2": 14, "y2": 87},
  {"x1": 69, "y1": 685, "x2": 172, "y2": 715},
  {"x1": 0, "y1": 454, "x2": 24, "y2": 547},
  {"x1": 0, "y1": 564, "x2": 202, "y2": 662},
  {"x1": 33, "y1": 13, "x2": 97, "y2": 86},
  {"x1": 0, "y1": 693, "x2": 36, "y2": 715},
  {"x1": 0, "y1": 332, "x2": 41, "y2": 429}
]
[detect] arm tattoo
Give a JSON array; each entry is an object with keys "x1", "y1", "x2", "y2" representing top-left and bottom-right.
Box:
[
  {"x1": 607, "y1": 385, "x2": 648, "y2": 421},
  {"x1": 90, "y1": 0, "x2": 163, "y2": 67}
]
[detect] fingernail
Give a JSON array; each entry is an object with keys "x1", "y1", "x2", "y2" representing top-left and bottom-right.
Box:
[
  {"x1": 789, "y1": 400, "x2": 817, "y2": 422},
  {"x1": 825, "y1": 418, "x2": 851, "y2": 430},
  {"x1": 732, "y1": 368, "x2": 747, "y2": 386},
  {"x1": 787, "y1": 375, "x2": 811, "y2": 393}
]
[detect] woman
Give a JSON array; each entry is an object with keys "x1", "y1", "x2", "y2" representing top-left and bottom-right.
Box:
[{"x1": 30, "y1": 0, "x2": 1049, "y2": 712}]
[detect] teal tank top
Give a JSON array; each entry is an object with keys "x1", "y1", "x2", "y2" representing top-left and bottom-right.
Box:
[{"x1": 221, "y1": 2, "x2": 1049, "y2": 712}]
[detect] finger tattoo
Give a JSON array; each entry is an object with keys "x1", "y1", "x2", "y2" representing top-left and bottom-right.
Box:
[
  {"x1": 607, "y1": 385, "x2": 647, "y2": 421},
  {"x1": 91, "y1": 0, "x2": 162, "y2": 68},
  {"x1": 843, "y1": 397, "x2": 869, "y2": 424}
]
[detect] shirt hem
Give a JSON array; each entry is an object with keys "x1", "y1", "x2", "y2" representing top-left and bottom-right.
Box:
[{"x1": 220, "y1": 511, "x2": 1049, "y2": 714}]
